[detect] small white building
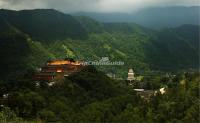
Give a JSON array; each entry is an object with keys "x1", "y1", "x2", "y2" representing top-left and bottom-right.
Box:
[
  {"x1": 106, "y1": 73, "x2": 116, "y2": 79},
  {"x1": 3, "y1": 94, "x2": 9, "y2": 99},
  {"x1": 134, "y1": 89, "x2": 145, "y2": 92},
  {"x1": 154, "y1": 87, "x2": 166, "y2": 95},
  {"x1": 48, "y1": 82, "x2": 56, "y2": 87}
]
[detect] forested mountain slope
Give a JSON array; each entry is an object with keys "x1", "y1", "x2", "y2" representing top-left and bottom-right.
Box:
[
  {"x1": 0, "y1": 9, "x2": 88, "y2": 41},
  {"x1": 0, "y1": 23, "x2": 54, "y2": 80},
  {"x1": 0, "y1": 9, "x2": 199, "y2": 123},
  {"x1": 0, "y1": 9, "x2": 199, "y2": 79}
]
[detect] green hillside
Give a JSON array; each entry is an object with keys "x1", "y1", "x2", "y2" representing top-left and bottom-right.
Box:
[
  {"x1": 145, "y1": 26, "x2": 199, "y2": 71},
  {"x1": 0, "y1": 24, "x2": 54, "y2": 80},
  {"x1": 0, "y1": 9, "x2": 88, "y2": 41},
  {"x1": 47, "y1": 18, "x2": 199, "y2": 75},
  {"x1": 0, "y1": 9, "x2": 199, "y2": 123},
  {"x1": 76, "y1": 16, "x2": 105, "y2": 33},
  {"x1": 0, "y1": 9, "x2": 199, "y2": 80}
]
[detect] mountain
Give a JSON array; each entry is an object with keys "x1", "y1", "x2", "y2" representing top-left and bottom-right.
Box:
[
  {"x1": 0, "y1": 24, "x2": 54, "y2": 80},
  {"x1": 75, "y1": 16, "x2": 200, "y2": 71},
  {"x1": 0, "y1": 9, "x2": 199, "y2": 80},
  {"x1": 75, "y1": 16, "x2": 105, "y2": 33},
  {"x1": 74, "y1": 6, "x2": 200, "y2": 29},
  {"x1": 0, "y1": 9, "x2": 88, "y2": 41},
  {"x1": 172, "y1": 24, "x2": 199, "y2": 50},
  {"x1": 132, "y1": 6, "x2": 200, "y2": 28},
  {"x1": 0, "y1": 9, "x2": 199, "y2": 123},
  {"x1": 145, "y1": 24, "x2": 199, "y2": 71}
]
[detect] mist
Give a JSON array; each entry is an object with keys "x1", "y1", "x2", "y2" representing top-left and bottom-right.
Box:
[{"x1": 0, "y1": 0, "x2": 199, "y2": 13}]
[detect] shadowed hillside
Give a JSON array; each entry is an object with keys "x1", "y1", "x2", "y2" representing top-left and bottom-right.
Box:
[{"x1": 0, "y1": 9, "x2": 88, "y2": 41}]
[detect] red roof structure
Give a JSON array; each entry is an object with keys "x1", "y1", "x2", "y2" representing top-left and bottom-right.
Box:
[{"x1": 33, "y1": 60, "x2": 84, "y2": 81}]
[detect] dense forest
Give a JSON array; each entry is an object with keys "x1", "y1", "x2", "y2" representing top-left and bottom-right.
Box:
[
  {"x1": 0, "y1": 66, "x2": 199, "y2": 123},
  {"x1": 0, "y1": 9, "x2": 199, "y2": 123}
]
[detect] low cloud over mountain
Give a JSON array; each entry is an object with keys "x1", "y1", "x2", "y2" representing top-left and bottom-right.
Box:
[{"x1": 0, "y1": 0, "x2": 199, "y2": 13}]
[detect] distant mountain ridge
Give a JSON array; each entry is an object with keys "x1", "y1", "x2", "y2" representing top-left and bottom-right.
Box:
[
  {"x1": 0, "y1": 9, "x2": 88, "y2": 41},
  {"x1": 74, "y1": 6, "x2": 200, "y2": 29}
]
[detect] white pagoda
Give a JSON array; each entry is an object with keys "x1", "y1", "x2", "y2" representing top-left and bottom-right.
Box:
[{"x1": 127, "y1": 68, "x2": 135, "y2": 81}]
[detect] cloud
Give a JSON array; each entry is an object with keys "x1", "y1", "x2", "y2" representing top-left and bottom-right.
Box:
[
  {"x1": 0, "y1": 0, "x2": 47, "y2": 10},
  {"x1": 0, "y1": 0, "x2": 199, "y2": 13}
]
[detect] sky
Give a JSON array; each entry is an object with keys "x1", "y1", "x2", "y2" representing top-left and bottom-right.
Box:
[{"x1": 0, "y1": 0, "x2": 199, "y2": 13}]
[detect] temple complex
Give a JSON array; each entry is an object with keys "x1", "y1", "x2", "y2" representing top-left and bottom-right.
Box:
[{"x1": 33, "y1": 59, "x2": 84, "y2": 82}]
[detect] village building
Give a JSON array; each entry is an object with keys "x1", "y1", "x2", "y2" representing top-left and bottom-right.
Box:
[
  {"x1": 106, "y1": 73, "x2": 123, "y2": 80},
  {"x1": 134, "y1": 89, "x2": 154, "y2": 101},
  {"x1": 134, "y1": 87, "x2": 167, "y2": 101}
]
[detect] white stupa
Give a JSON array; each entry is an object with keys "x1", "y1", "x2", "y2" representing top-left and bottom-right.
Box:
[{"x1": 127, "y1": 69, "x2": 135, "y2": 81}]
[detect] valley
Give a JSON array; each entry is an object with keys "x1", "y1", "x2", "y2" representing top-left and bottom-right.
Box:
[{"x1": 0, "y1": 8, "x2": 199, "y2": 123}]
